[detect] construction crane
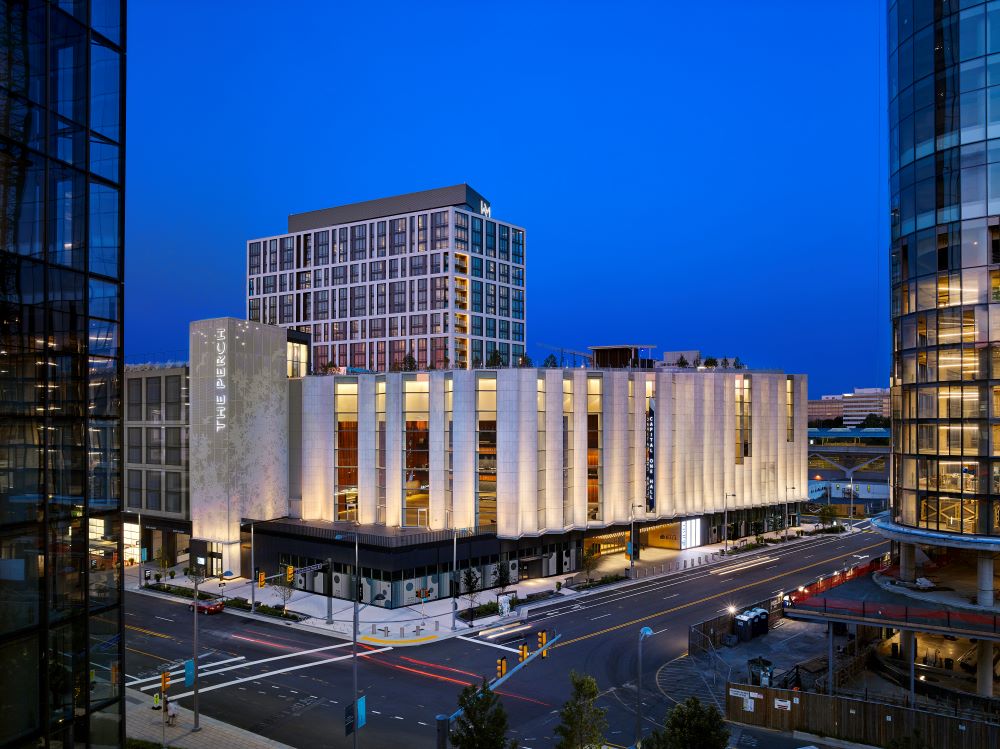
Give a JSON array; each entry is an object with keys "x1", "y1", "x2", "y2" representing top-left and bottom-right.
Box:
[{"x1": 536, "y1": 342, "x2": 592, "y2": 368}]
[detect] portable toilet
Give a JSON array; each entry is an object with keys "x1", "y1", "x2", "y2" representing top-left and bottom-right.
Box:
[
  {"x1": 735, "y1": 612, "x2": 753, "y2": 642},
  {"x1": 751, "y1": 607, "x2": 769, "y2": 636}
]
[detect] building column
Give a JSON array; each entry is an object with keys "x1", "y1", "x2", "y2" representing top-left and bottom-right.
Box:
[
  {"x1": 899, "y1": 543, "x2": 916, "y2": 583},
  {"x1": 977, "y1": 640, "x2": 994, "y2": 698},
  {"x1": 900, "y1": 630, "x2": 916, "y2": 704},
  {"x1": 978, "y1": 552, "x2": 995, "y2": 607}
]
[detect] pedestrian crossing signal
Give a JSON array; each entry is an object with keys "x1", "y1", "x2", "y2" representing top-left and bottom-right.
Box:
[
  {"x1": 258, "y1": 571, "x2": 266, "y2": 588},
  {"x1": 537, "y1": 630, "x2": 548, "y2": 657},
  {"x1": 496, "y1": 657, "x2": 507, "y2": 678},
  {"x1": 518, "y1": 643, "x2": 529, "y2": 663},
  {"x1": 161, "y1": 671, "x2": 170, "y2": 693},
  {"x1": 286, "y1": 565, "x2": 294, "y2": 583}
]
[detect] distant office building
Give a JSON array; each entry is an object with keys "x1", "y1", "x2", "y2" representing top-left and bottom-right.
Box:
[
  {"x1": 0, "y1": 2, "x2": 126, "y2": 746},
  {"x1": 807, "y1": 427, "x2": 889, "y2": 514},
  {"x1": 807, "y1": 387, "x2": 889, "y2": 426},
  {"x1": 807, "y1": 395, "x2": 845, "y2": 422},
  {"x1": 246, "y1": 184, "x2": 527, "y2": 373},
  {"x1": 123, "y1": 364, "x2": 191, "y2": 568}
]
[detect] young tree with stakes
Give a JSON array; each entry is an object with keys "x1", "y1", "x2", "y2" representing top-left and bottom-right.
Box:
[
  {"x1": 553, "y1": 671, "x2": 607, "y2": 749},
  {"x1": 449, "y1": 678, "x2": 517, "y2": 749}
]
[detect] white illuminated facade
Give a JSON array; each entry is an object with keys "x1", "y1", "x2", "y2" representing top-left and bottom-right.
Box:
[
  {"x1": 189, "y1": 318, "x2": 291, "y2": 575},
  {"x1": 296, "y1": 368, "x2": 808, "y2": 539}
]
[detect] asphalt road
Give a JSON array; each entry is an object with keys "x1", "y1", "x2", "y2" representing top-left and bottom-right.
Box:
[{"x1": 124, "y1": 529, "x2": 887, "y2": 748}]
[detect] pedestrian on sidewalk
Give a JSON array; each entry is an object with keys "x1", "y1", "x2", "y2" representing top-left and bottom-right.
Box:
[{"x1": 166, "y1": 696, "x2": 178, "y2": 726}]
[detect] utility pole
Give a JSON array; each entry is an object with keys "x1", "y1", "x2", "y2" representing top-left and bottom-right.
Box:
[
  {"x1": 353, "y1": 533, "x2": 359, "y2": 749},
  {"x1": 451, "y1": 528, "x2": 458, "y2": 631},
  {"x1": 635, "y1": 627, "x2": 653, "y2": 745},
  {"x1": 192, "y1": 574, "x2": 200, "y2": 731},
  {"x1": 249, "y1": 522, "x2": 255, "y2": 612}
]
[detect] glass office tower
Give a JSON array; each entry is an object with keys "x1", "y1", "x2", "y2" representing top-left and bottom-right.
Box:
[
  {"x1": 889, "y1": 1, "x2": 1000, "y2": 537},
  {"x1": 1, "y1": 1, "x2": 126, "y2": 746}
]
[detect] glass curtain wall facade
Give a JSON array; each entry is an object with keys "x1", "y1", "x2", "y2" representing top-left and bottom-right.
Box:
[
  {"x1": 890, "y1": 0, "x2": 1000, "y2": 535},
  {"x1": 0, "y1": 1, "x2": 126, "y2": 746},
  {"x1": 334, "y1": 380, "x2": 358, "y2": 521},
  {"x1": 476, "y1": 374, "x2": 497, "y2": 525}
]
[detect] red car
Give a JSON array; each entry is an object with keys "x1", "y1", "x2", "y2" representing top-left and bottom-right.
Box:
[{"x1": 188, "y1": 600, "x2": 224, "y2": 615}]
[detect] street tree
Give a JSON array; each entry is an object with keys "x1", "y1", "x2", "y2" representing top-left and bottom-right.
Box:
[
  {"x1": 493, "y1": 561, "x2": 512, "y2": 597},
  {"x1": 462, "y1": 567, "x2": 481, "y2": 625},
  {"x1": 579, "y1": 545, "x2": 601, "y2": 584},
  {"x1": 553, "y1": 671, "x2": 607, "y2": 749},
  {"x1": 642, "y1": 696, "x2": 729, "y2": 749},
  {"x1": 272, "y1": 578, "x2": 295, "y2": 613},
  {"x1": 818, "y1": 504, "x2": 838, "y2": 528},
  {"x1": 450, "y1": 678, "x2": 517, "y2": 749}
]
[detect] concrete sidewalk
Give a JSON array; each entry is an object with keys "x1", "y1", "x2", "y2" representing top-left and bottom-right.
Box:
[{"x1": 125, "y1": 687, "x2": 297, "y2": 749}]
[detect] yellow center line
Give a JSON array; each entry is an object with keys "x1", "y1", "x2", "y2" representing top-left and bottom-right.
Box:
[
  {"x1": 553, "y1": 540, "x2": 888, "y2": 649},
  {"x1": 126, "y1": 624, "x2": 173, "y2": 640},
  {"x1": 126, "y1": 645, "x2": 170, "y2": 660}
]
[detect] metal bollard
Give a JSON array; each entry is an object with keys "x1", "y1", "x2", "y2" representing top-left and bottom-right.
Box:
[
  {"x1": 371, "y1": 623, "x2": 376, "y2": 634},
  {"x1": 435, "y1": 620, "x2": 440, "y2": 631},
  {"x1": 400, "y1": 626, "x2": 404, "y2": 637}
]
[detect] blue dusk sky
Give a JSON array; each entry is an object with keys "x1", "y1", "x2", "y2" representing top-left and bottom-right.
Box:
[{"x1": 126, "y1": 1, "x2": 887, "y2": 397}]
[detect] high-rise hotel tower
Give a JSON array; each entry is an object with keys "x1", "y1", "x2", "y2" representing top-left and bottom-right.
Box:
[{"x1": 246, "y1": 184, "x2": 527, "y2": 373}]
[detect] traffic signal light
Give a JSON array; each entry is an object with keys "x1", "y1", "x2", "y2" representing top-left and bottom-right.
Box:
[
  {"x1": 496, "y1": 657, "x2": 507, "y2": 678},
  {"x1": 258, "y1": 571, "x2": 266, "y2": 588},
  {"x1": 161, "y1": 671, "x2": 170, "y2": 693},
  {"x1": 286, "y1": 565, "x2": 294, "y2": 583},
  {"x1": 537, "y1": 629, "x2": 548, "y2": 657},
  {"x1": 518, "y1": 643, "x2": 529, "y2": 663}
]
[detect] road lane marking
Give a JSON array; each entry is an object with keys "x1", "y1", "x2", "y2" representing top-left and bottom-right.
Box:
[
  {"x1": 128, "y1": 656, "x2": 246, "y2": 686},
  {"x1": 126, "y1": 624, "x2": 172, "y2": 640},
  {"x1": 126, "y1": 646, "x2": 169, "y2": 660},
  {"x1": 591, "y1": 613, "x2": 612, "y2": 620},
  {"x1": 527, "y1": 534, "x2": 881, "y2": 620},
  {"x1": 709, "y1": 557, "x2": 776, "y2": 576},
  {"x1": 457, "y1": 635, "x2": 519, "y2": 653},
  {"x1": 155, "y1": 616, "x2": 174, "y2": 623},
  {"x1": 139, "y1": 642, "x2": 353, "y2": 689},
  {"x1": 552, "y1": 540, "x2": 888, "y2": 650},
  {"x1": 164, "y1": 647, "x2": 393, "y2": 700},
  {"x1": 663, "y1": 594, "x2": 678, "y2": 600}
]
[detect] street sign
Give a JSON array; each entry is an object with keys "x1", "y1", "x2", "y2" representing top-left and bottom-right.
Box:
[
  {"x1": 141, "y1": 547, "x2": 148, "y2": 562},
  {"x1": 357, "y1": 695, "x2": 366, "y2": 729},
  {"x1": 296, "y1": 562, "x2": 325, "y2": 574},
  {"x1": 345, "y1": 703, "x2": 355, "y2": 736},
  {"x1": 184, "y1": 659, "x2": 194, "y2": 687}
]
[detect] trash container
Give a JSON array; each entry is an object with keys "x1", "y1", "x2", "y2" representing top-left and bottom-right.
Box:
[{"x1": 747, "y1": 656, "x2": 774, "y2": 686}]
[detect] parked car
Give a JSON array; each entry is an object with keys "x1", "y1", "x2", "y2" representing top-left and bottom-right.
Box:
[{"x1": 188, "y1": 600, "x2": 224, "y2": 615}]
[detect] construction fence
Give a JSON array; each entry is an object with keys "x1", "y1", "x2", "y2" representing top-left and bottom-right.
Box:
[{"x1": 725, "y1": 682, "x2": 1000, "y2": 749}]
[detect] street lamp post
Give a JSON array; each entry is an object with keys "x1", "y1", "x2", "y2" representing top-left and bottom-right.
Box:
[
  {"x1": 848, "y1": 475, "x2": 855, "y2": 530},
  {"x1": 249, "y1": 522, "x2": 255, "y2": 612},
  {"x1": 451, "y1": 527, "x2": 458, "y2": 631},
  {"x1": 723, "y1": 493, "x2": 736, "y2": 554},
  {"x1": 635, "y1": 626, "x2": 654, "y2": 745},
  {"x1": 784, "y1": 486, "x2": 796, "y2": 542}
]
